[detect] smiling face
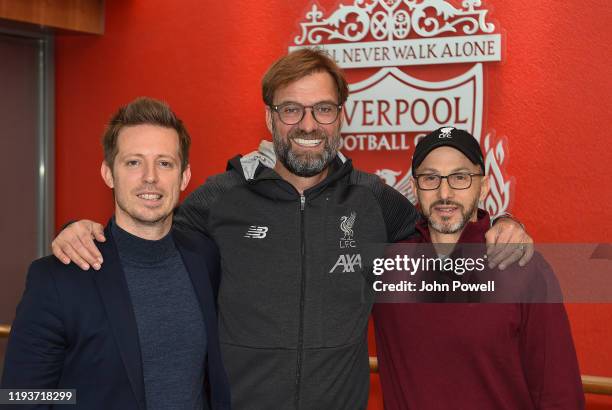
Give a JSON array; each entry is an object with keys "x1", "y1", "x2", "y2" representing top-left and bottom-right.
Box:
[
  {"x1": 101, "y1": 124, "x2": 191, "y2": 236},
  {"x1": 266, "y1": 71, "x2": 342, "y2": 178},
  {"x1": 412, "y1": 146, "x2": 488, "y2": 236}
]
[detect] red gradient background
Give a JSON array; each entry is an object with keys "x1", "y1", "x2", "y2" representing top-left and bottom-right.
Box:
[{"x1": 55, "y1": 0, "x2": 612, "y2": 407}]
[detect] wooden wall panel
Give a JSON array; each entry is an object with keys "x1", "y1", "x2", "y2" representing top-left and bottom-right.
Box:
[{"x1": 0, "y1": 0, "x2": 104, "y2": 34}]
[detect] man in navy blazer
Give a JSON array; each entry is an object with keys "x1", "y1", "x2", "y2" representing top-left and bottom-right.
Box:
[{"x1": 2, "y1": 97, "x2": 231, "y2": 410}]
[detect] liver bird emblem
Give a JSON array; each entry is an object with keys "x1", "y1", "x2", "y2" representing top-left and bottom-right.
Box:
[{"x1": 340, "y1": 212, "x2": 357, "y2": 240}]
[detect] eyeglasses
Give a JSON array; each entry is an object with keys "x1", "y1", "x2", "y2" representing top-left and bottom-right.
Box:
[
  {"x1": 270, "y1": 102, "x2": 342, "y2": 125},
  {"x1": 414, "y1": 173, "x2": 483, "y2": 190}
]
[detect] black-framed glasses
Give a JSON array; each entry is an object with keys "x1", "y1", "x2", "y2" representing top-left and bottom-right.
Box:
[
  {"x1": 414, "y1": 173, "x2": 483, "y2": 190},
  {"x1": 270, "y1": 102, "x2": 342, "y2": 125}
]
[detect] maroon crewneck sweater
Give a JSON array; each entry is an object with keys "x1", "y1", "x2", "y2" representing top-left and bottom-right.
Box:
[{"x1": 372, "y1": 210, "x2": 584, "y2": 409}]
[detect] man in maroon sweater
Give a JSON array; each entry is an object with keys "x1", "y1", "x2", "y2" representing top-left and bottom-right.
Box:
[{"x1": 372, "y1": 127, "x2": 584, "y2": 409}]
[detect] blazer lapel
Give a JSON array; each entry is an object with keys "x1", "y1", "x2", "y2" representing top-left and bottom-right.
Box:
[
  {"x1": 173, "y1": 230, "x2": 213, "y2": 335},
  {"x1": 173, "y1": 229, "x2": 231, "y2": 409},
  {"x1": 94, "y1": 225, "x2": 146, "y2": 410}
]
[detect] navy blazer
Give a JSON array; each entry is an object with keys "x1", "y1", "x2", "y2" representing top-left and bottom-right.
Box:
[{"x1": 1, "y1": 224, "x2": 231, "y2": 410}]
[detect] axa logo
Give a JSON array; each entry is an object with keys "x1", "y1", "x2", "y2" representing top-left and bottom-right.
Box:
[
  {"x1": 244, "y1": 226, "x2": 268, "y2": 239},
  {"x1": 329, "y1": 253, "x2": 362, "y2": 273},
  {"x1": 439, "y1": 127, "x2": 454, "y2": 138},
  {"x1": 339, "y1": 211, "x2": 357, "y2": 248}
]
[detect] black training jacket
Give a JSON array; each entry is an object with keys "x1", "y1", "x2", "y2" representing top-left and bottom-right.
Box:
[{"x1": 174, "y1": 144, "x2": 417, "y2": 410}]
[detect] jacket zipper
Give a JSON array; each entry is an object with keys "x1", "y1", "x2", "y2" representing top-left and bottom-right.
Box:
[{"x1": 294, "y1": 194, "x2": 306, "y2": 409}]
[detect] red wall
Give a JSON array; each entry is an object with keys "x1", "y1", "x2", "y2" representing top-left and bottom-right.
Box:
[{"x1": 55, "y1": 0, "x2": 612, "y2": 407}]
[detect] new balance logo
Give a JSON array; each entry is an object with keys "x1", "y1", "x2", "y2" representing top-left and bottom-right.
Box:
[
  {"x1": 244, "y1": 226, "x2": 268, "y2": 239},
  {"x1": 329, "y1": 254, "x2": 362, "y2": 273}
]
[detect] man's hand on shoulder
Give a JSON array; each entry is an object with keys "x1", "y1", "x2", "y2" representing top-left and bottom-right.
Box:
[
  {"x1": 485, "y1": 217, "x2": 534, "y2": 270},
  {"x1": 51, "y1": 220, "x2": 105, "y2": 271}
]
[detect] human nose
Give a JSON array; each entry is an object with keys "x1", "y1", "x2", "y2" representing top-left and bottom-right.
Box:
[
  {"x1": 298, "y1": 107, "x2": 318, "y2": 132},
  {"x1": 142, "y1": 161, "x2": 158, "y2": 184},
  {"x1": 438, "y1": 177, "x2": 453, "y2": 200}
]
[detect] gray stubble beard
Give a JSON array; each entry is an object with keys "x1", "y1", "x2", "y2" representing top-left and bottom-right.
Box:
[
  {"x1": 272, "y1": 120, "x2": 341, "y2": 178},
  {"x1": 426, "y1": 196, "x2": 479, "y2": 235}
]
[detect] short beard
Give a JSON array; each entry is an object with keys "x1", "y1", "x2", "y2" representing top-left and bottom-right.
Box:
[
  {"x1": 272, "y1": 120, "x2": 341, "y2": 177},
  {"x1": 426, "y1": 197, "x2": 478, "y2": 235}
]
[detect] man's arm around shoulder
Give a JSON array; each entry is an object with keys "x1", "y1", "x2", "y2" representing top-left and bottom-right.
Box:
[
  {"x1": 174, "y1": 172, "x2": 239, "y2": 236},
  {"x1": 351, "y1": 170, "x2": 418, "y2": 242}
]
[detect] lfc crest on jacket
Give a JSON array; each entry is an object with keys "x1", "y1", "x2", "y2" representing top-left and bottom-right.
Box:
[{"x1": 289, "y1": 0, "x2": 512, "y2": 217}]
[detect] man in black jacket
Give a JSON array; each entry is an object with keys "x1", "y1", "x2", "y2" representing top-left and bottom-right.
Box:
[
  {"x1": 50, "y1": 50, "x2": 533, "y2": 410},
  {"x1": 2, "y1": 98, "x2": 231, "y2": 410}
]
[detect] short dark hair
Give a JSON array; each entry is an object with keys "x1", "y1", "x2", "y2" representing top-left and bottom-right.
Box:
[
  {"x1": 262, "y1": 48, "x2": 349, "y2": 106},
  {"x1": 102, "y1": 97, "x2": 191, "y2": 171}
]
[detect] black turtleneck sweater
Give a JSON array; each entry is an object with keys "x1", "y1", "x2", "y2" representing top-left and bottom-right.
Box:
[{"x1": 112, "y1": 220, "x2": 207, "y2": 410}]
